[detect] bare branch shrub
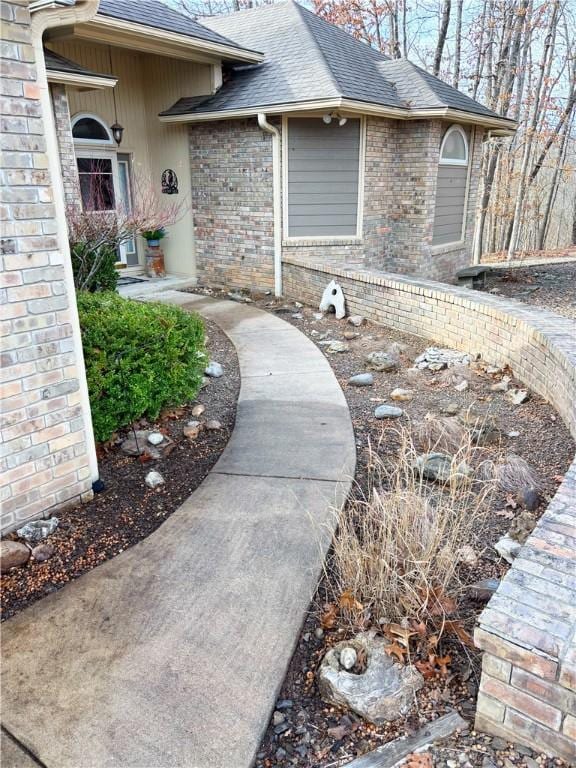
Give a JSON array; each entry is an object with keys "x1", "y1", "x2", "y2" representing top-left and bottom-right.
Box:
[
  {"x1": 477, "y1": 453, "x2": 541, "y2": 493},
  {"x1": 329, "y1": 425, "x2": 495, "y2": 627},
  {"x1": 412, "y1": 413, "x2": 468, "y2": 454}
]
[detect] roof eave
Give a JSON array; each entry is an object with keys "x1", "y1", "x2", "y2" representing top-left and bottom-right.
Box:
[
  {"x1": 407, "y1": 106, "x2": 517, "y2": 132},
  {"x1": 46, "y1": 69, "x2": 118, "y2": 89},
  {"x1": 83, "y1": 13, "x2": 264, "y2": 64}
]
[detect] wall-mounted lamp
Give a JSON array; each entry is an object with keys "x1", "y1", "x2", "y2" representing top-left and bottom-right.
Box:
[
  {"x1": 322, "y1": 113, "x2": 332, "y2": 124},
  {"x1": 322, "y1": 112, "x2": 347, "y2": 127},
  {"x1": 110, "y1": 122, "x2": 124, "y2": 146}
]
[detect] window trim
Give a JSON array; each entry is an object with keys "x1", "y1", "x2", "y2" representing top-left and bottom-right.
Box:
[
  {"x1": 281, "y1": 114, "x2": 366, "y2": 242},
  {"x1": 71, "y1": 112, "x2": 114, "y2": 146},
  {"x1": 438, "y1": 124, "x2": 469, "y2": 166}
]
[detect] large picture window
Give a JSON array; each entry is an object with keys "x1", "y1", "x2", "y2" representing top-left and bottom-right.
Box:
[
  {"x1": 432, "y1": 125, "x2": 470, "y2": 246},
  {"x1": 285, "y1": 117, "x2": 362, "y2": 238}
]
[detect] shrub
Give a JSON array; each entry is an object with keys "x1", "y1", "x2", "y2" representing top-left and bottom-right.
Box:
[
  {"x1": 71, "y1": 243, "x2": 118, "y2": 293},
  {"x1": 77, "y1": 292, "x2": 206, "y2": 441}
]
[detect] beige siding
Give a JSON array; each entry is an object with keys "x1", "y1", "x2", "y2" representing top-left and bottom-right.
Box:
[
  {"x1": 432, "y1": 164, "x2": 468, "y2": 245},
  {"x1": 48, "y1": 40, "x2": 213, "y2": 276}
]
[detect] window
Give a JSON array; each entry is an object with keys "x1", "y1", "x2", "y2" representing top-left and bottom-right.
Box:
[
  {"x1": 71, "y1": 114, "x2": 113, "y2": 144},
  {"x1": 285, "y1": 117, "x2": 362, "y2": 238},
  {"x1": 432, "y1": 125, "x2": 470, "y2": 246},
  {"x1": 77, "y1": 157, "x2": 115, "y2": 211}
]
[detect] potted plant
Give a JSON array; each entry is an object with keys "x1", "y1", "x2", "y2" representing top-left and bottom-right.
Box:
[
  {"x1": 142, "y1": 227, "x2": 167, "y2": 278},
  {"x1": 142, "y1": 227, "x2": 166, "y2": 248}
]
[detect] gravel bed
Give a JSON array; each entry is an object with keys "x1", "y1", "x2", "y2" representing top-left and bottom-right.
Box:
[
  {"x1": 1, "y1": 319, "x2": 239, "y2": 621},
  {"x1": 482, "y1": 263, "x2": 576, "y2": 319}
]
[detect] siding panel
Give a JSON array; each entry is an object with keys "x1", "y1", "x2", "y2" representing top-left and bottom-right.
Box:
[
  {"x1": 432, "y1": 164, "x2": 468, "y2": 245},
  {"x1": 287, "y1": 118, "x2": 360, "y2": 237}
]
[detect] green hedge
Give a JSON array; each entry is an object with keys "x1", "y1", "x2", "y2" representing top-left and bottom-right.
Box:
[{"x1": 77, "y1": 292, "x2": 206, "y2": 442}]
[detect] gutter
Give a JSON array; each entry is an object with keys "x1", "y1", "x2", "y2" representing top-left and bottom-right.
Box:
[{"x1": 257, "y1": 114, "x2": 282, "y2": 297}]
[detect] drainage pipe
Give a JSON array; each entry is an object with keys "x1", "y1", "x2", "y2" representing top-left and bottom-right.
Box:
[{"x1": 257, "y1": 113, "x2": 282, "y2": 296}]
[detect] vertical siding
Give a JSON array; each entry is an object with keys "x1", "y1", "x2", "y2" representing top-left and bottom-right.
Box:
[
  {"x1": 432, "y1": 164, "x2": 468, "y2": 245},
  {"x1": 47, "y1": 41, "x2": 213, "y2": 275},
  {"x1": 287, "y1": 117, "x2": 360, "y2": 237}
]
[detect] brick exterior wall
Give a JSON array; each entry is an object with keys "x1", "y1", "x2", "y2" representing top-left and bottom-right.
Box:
[
  {"x1": 190, "y1": 116, "x2": 483, "y2": 290},
  {"x1": 189, "y1": 118, "x2": 275, "y2": 291},
  {"x1": 0, "y1": 1, "x2": 93, "y2": 534},
  {"x1": 282, "y1": 256, "x2": 576, "y2": 762},
  {"x1": 51, "y1": 83, "x2": 81, "y2": 210}
]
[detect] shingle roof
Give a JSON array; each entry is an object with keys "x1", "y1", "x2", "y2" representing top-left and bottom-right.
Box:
[
  {"x1": 44, "y1": 48, "x2": 113, "y2": 80},
  {"x1": 161, "y1": 0, "x2": 512, "y2": 125},
  {"x1": 97, "y1": 0, "x2": 260, "y2": 54}
]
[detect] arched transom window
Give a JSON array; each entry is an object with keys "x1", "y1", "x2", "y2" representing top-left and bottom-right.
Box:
[
  {"x1": 432, "y1": 125, "x2": 470, "y2": 246},
  {"x1": 72, "y1": 113, "x2": 113, "y2": 144}
]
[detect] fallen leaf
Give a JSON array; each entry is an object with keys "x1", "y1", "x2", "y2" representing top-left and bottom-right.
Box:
[
  {"x1": 384, "y1": 622, "x2": 418, "y2": 647},
  {"x1": 436, "y1": 653, "x2": 452, "y2": 675},
  {"x1": 505, "y1": 493, "x2": 518, "y2": 509},
  {"x1": 494, "y1": 508, "x2": 515, "y2": 519},
  {"x1": 384, "y1": 641, "x2": 406, "y2": 663},
  {"x1": 415, "y1": 659, "x2": 437, "y2": 679},
  {"x1": 444, "y1": 619, "x2": 476, "y2": 648},
  {"x1": 339, "y1": 590, "x2": 363, "y2": 613},
  {"x1": 321, "y1": 603, "x2": 338, "y2": 629},
  {"x1": 138, "y1": 452, "x2": 153, "y2": 464}
]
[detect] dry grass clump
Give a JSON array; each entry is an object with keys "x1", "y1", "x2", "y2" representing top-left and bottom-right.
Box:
[
  {"x1": 412, "y1": 413, "x2": 469, "y2": 454},
  {"x1": 330, "y1": 426, "x2": 495, "y2": 626},
  {"x1": 477, "y1": 453, "x2": 540, "y2": 492}
]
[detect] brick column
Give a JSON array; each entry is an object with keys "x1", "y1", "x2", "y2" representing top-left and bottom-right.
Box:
[
  {"x1": 1, "y1": 0, "x2": 95, "y2": 533},
  {"x1": 50, "y1": 82, "x2": 81, "y2": 210}
]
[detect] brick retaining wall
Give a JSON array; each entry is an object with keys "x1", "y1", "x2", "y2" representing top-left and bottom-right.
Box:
[
  {"x1": 0, "y1": 1, "x2": 93, "y2": 533},
  {"x1": 283, "y1": 255, "x2": 576, "y2": 761}
]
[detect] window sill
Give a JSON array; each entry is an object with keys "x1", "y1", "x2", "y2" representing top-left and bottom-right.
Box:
[
  {"x1": 430, "y1": 240, "x2": 466, "y2": 256},
  {"x1": 283, "y1": 238, "x2": 363, "y2": 247}
]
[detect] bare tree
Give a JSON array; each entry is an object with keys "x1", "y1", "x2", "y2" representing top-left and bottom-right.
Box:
[{"x1": 433, "y1": 0, "x2": 451, "y2": 76}]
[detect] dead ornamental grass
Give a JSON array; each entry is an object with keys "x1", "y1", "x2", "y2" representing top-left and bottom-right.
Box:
[{"x1": 330, "y1": 425, "x2": 496, "y2": 627}]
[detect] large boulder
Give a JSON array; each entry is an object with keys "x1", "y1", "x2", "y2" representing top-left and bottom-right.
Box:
[
  {"x1": 317, "y1": 634, "x2": 423, "y2": 724},
  {"x1": 365, "y1": 351, "x2": 399, "y2": 373},
  {"x1": 1, "y1": 541, "x2": 30, "y2": 573}
]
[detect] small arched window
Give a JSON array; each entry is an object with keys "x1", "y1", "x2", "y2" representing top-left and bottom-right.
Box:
[
  {"x1": 439, "y1": 125, "x2": 468, "y2": 166},
  {"x1": 72, "y1": 113, "x2": 113, "y2": 144}
]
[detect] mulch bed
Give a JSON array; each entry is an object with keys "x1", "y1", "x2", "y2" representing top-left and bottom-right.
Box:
[
  {"x1": 481, "y1": 263, "x2": 576, "y2": 320},
  {"x1": 188, "y1": 289, "x2": 572, "y2": 768},
  {"x1": 1, "y1": 319, "x2": 239, "y2": 622}
]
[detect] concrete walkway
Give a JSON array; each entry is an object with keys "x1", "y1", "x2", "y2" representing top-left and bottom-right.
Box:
[{"x1": 1, "y1": 294, "x2": 355, "y2": 768}]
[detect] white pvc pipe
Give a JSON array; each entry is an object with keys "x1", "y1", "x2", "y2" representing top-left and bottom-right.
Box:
[{"x1": 257, "y1": 113, "x2": 282, "y2": 296}]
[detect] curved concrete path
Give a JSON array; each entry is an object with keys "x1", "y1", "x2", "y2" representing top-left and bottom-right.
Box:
[{"x1": 1, "y1": 293, "x2": 355, "y2": 768}]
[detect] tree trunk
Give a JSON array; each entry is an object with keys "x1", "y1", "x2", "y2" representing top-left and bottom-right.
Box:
[
  {"x1": 452, "y1": 0, "x2": 463, "y2": 88},
  {"x1": 433, "y1": 0, "x2": 451, "y2": 77}
]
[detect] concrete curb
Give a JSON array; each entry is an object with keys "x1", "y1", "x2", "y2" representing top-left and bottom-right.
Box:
[{"x1": 1, "y1": 294, "x2": 356, "y2": 768}]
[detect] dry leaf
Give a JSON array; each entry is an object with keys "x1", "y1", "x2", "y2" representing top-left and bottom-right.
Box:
[
  {"x1": 436, "y1": 653, "x2": 452, "y2": 675},
  {"x1": 505, "y1": 493, "x2": 518, "y2": 509},
  {"x1": 339, "y1": 590, "x2": 363, "y2": 613},
  {"x1": 494, "y1": 508, "x2": 515, "y2": 519},
  {"x1": 415, "y1": 659, "x2": 437, "y2": 679},
  {"x1": 445, "y1": 619, "x2": 476, "y2": 648},
  {"x1": 320, "y1": 603, "x2": 338, "y2": 629},
  {"x1": 384, "y1": 641, "x2": 406, "y2": 663}
]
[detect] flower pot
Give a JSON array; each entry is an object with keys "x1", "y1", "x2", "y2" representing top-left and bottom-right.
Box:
[
  {"x1": 145, "y1": 246, "x2": 166, "y2": 278},
  {"x1": 146, "y1": 239, "x2": 160, "y2": 247}
]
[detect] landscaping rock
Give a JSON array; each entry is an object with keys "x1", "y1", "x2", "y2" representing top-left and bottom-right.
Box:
[
  {"x1": 348, "y1": 315, "x2": 365, "y2": 327},
  {"x1": 205, "y1": 419, "x2": 222, "y2": 431},
  {"x1": 374, "y1": 405, "x2": 403, "y2": 419},
  {"x1": 390, "y1": 388, "x2": 414, "y2": 402},
  {"x1": 443, "y1": 402, "x2": 460, "y2": 416},
  {"x1": 191, "y1": 403, "x2": 205, "y2": 417},
  {"x1": 348, "y1": 373, "x2": 374, "y2": 387},
  {"x1": 145, "y1": 471, "x2": 165, "y2": 489},
  {"x1": 205, "y1": 361, "x2": 223, "y2": 378},
  {"x1": 413, "y1": 453, "x2": 471, "y2": 483},
  {"x1": 343, "y1": 331, "x2": 360, "y2": 340},
  {"x1": 319, "y1": 280, "x2": 346, "y2": 320},
  {"x1": 17, "y1": 517, "x2": 59, "y2": 543},
  {"x1": 414, "y1": 347, "x2": 472, "y2": 370},
  {"x1": 318, "y1": 634, "x2": 423, "y2": 724},
  {"x1": 508, "y1": 510, "x2": 534, "y2": 544},
  {"x1": 517, "y1": 487, "x2": 540, "y2": 511},
  {"x1": 147, "y1": 432, "x2": 164, "y2": 446},
  {"x1": 494, "y1": 535, "x2": 521, "y2": 564},
  {"x1": 365, "y1": 351, "x2": 399, "y2": 372},
  {"x1": 31, "y1": 543, "x2": 55, "y2": 562},
  {"x1": 0, "y1": 541, "x2": 30, "y2": 573},
  {"x1": 469, "y1": 578, "x2": 500, "y2": 602},
  {"x1": 183, "y1": 421, "x2": 203, "y2": 440},
  {"x1": 506, "y1": 388, "x2": 529, "y2": 405},
  {"x1": 327, "y1": 341, "x2": 349, "y2": 353},
  {"x1": 273, "y1": 711, "x2": 285, "y2": 726},
  {"x1": 120, "y1": 430, "x2": 153, "y2": 457},
  {"x1": 339, "y1": 647, "x2": 357, "y2": 671},
  {"x1": 454, "y1": 380, "x2": 468, "y2": 392},
  {"x1": 456, "y1": 545, "x2": 478, "y2": 566}
]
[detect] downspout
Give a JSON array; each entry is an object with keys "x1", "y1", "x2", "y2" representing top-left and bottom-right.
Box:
[
  {"x1": 257, "y1": 113, "x2": 282, "y2": 296},
  {"x1": 30, "y1": 0, "x2": 100, "y2": 485}
]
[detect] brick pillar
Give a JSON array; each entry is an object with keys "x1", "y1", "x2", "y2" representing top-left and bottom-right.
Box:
[
  {"x1": 50, "y1": 82, "x2": 81, "y2": 210},
  {"x1": 0, "y1": 0, "x2": 95, "y2": 532}
]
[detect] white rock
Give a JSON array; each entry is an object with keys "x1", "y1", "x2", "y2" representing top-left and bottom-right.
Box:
[
  {"x1": 147, "y1": 432, "x2": 164, "y2": 446},
  {"x1": 490, "y1": 380, "x2": 509, "y2": 392},
  {"x1": 319, "y1": 280, "x2": 346, "y2": 320},
  {"x1": 145, "y1": 471, "x2": 165, "y2": 489},
  {"x1": 375, "y1": 405, "x2": 403, "y2": 419},
  {"x1": 327, "y1": 341, "x2": 349, "y2": 353},
  {"x1": 454, "y1": 380, "x2": 468, "y2": 392},
  {"x1": 507, "y1": 430, "x2": 520, "y2": 438},
  {"x1": 494, "y1": 535, "x2": 522, "y2": 564},
  {"x1": 507, "y1": 388, "x2": 529, "y2": 405},
  {"x1": 192, "y1": 403, "x2": 205, "y2": 417},
  {"x1": 456, "y1": 545, "x2": 478, "y2": 566},
  {"x1": 313, "y1": 312, "x2": 324, "y2": 320},
  {"x1": 348, "y1": 315, "x2": 365, "y2": 327},
  {"x1": 205, "y1": 361, "x2": 223, "y2": 378},
  {"x1": 17, "y1": 517, "x2": 59, "y2": 543},
  {"x1": 339, "y1": 647, "x2": 357, "y2": 671},
  {"x1": 390, "y1": 388, "x2": 414, "y2": 402},
  {"x1": 205, "y1": 419, "x2": 222, "y2": 430}
]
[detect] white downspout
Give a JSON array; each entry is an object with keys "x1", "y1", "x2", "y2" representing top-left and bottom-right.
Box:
[{"x1": 257, "y1": 113, "x2": 282, "y2": 296}]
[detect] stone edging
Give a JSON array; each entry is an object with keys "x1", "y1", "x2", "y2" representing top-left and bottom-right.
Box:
[{"x1": 282, "y1": 255, "x2": 576, "y2": 761}]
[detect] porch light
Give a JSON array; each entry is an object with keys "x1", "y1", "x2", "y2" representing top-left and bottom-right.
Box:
[
  {"x1": 338, "y1": 116, "x2": 348, "y2": 126},
  {"x1": 322, "y1": 113, "x2": 332, "y2": 124},
  {"x1": 110, "y1": 122, "x2": 124, "y2": 146}
]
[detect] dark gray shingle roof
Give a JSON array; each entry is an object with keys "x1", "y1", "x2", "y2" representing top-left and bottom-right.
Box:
[
  {"x1": 97, "y1": 0, "x2": 260, "y2": 55},
  {"x1": 159, "y1": 0, "x2": 513, "y2": 124},
  {"x1": 44, "y1": 48, "x2": 113, "y2": 79}
]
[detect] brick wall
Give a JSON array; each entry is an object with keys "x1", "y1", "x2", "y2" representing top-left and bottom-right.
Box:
[
  {"x1": 189, "y1": 116, "x2": 484, "y2": 291},
  {"x1": 282, "y1": 256, "x2": 576, "y2": 762},
  {"x1": 189, "y1": 118, "x2": 275, "y2": 291},
  {"x1": 0, "y1": 0, "x2": 93, "y2": 533},
  {"x1": 51, "y1": 83, "x2": 80, "y2": 210}
]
